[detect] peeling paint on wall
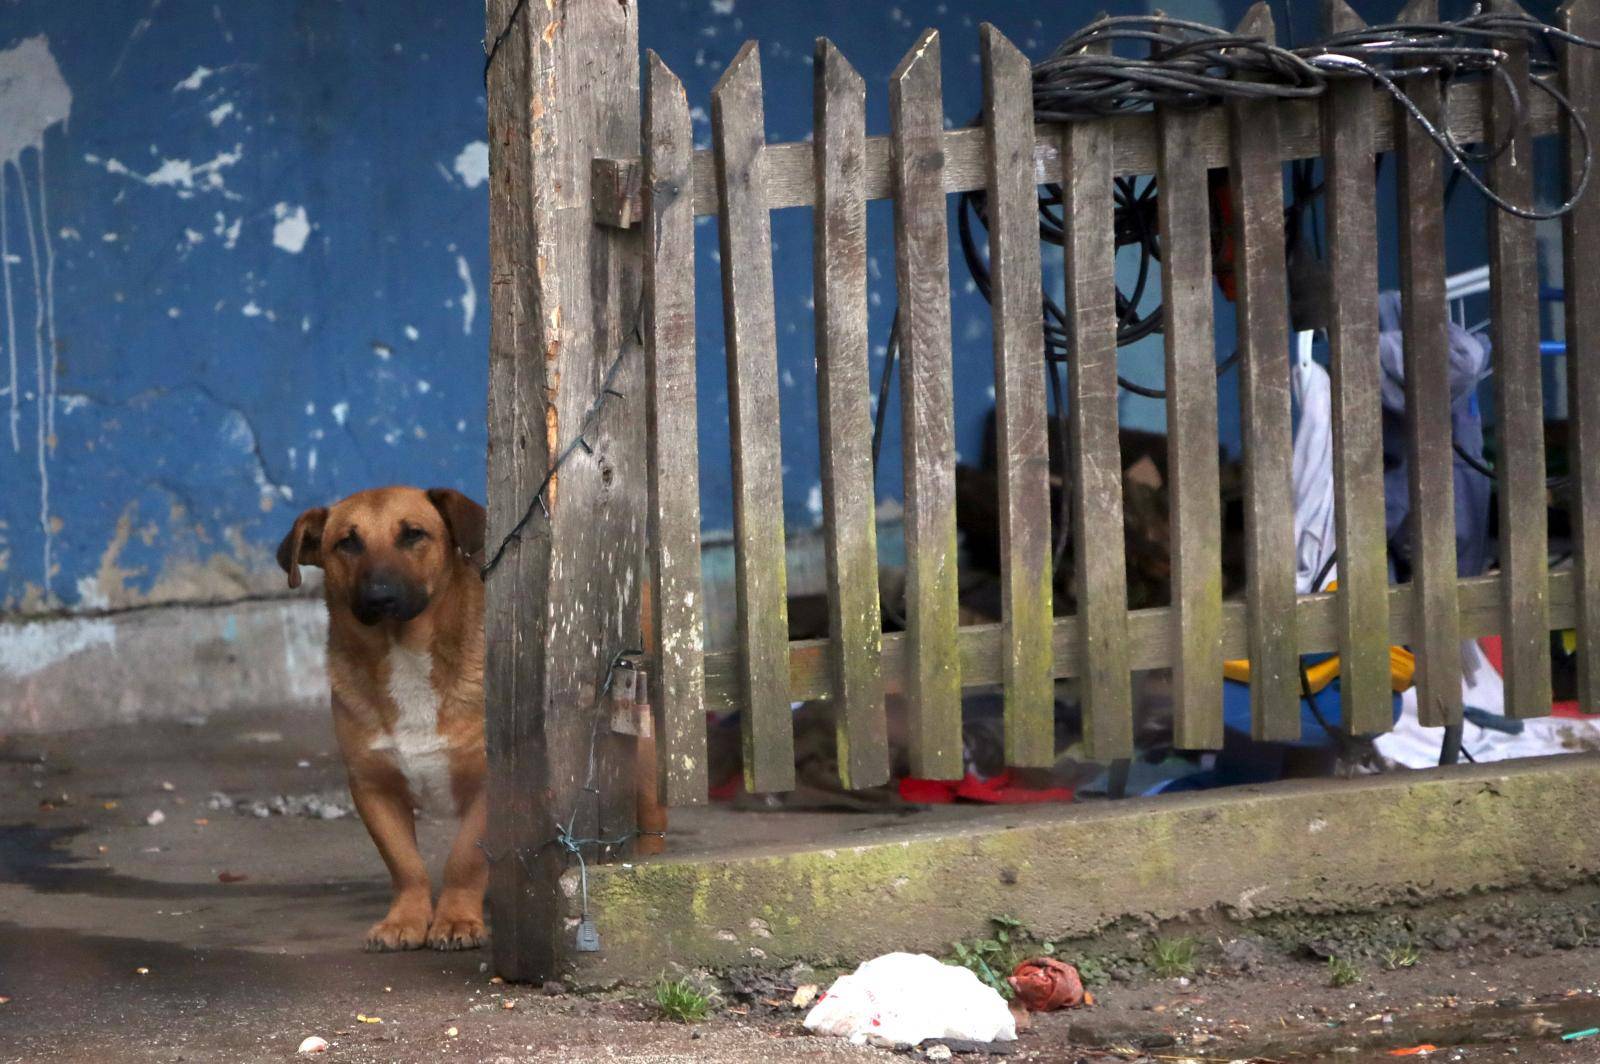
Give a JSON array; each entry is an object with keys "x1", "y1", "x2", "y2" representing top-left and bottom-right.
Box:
[
  {"x1": 270, "y1": 202, "x2": 309, "y2": 254},
  {"x1": 0, "y1": 34, "x2": 69, "y2": 600},
  {"x1": 0, "y1": 614, "x2": 114, "y2": 677}
]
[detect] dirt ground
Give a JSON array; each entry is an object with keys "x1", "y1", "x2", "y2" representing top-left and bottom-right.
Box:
[{"x1": 5, "y1": 708, "x2": 1600, "y2": 1063}]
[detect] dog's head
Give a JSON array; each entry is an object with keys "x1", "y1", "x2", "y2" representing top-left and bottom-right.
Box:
[{"x1": 277, "y1": 486, "x2": 486, "y2": 626}]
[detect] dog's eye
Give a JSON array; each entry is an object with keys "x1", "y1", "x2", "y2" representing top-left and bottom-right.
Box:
[
  {"x1": 334, "y1": 533, "x2": 363, "y2": 556},
  {"x1": 398, "y1": 527, "x2": 428, "y2": 548}
]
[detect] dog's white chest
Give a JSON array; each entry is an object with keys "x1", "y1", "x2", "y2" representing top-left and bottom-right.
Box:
[{"x1": 371, "y1": 644, "x2": 452, "y2": 809}]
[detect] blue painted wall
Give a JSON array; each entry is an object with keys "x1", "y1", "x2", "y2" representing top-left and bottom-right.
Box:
[{"x1": 0, "y1": 0, "x2": 1541, "y2": 614}]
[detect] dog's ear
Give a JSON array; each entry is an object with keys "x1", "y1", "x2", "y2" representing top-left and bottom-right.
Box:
[
  {"x1": 427, "y1": 488, "x2": 487, "y2": 570},
  {"x1": 276, "y1": 507, "x2": 328, "y2": 590}
]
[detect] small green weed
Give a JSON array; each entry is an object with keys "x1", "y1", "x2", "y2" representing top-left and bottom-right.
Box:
[
  {"x1": 654, "y1": 975, "x2": 716, "y2": 1023},
  {"x1": 949, "y1": 915, "x2": 1028, "y2": 999},
  {"x1": 1327, "y1": 955, "x2": 1361, "y2": 988},
  {"x1": 1381, "y1": 944, "x2": 1419, "y2": 971},
  {"x1": 1147, "y1": 936, "x2": 1197, "y2": 979}
]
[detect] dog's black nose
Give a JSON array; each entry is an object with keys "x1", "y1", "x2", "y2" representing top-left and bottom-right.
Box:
[
  {"x1": 351, "y1": 571, "x2": 428, "y2": 625},
  {"x1": 361, "y1": 582, "x2": 400, "y2": 611}
]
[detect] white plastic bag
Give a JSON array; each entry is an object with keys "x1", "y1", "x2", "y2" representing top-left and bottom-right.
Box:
[{"x1": 802, "y1": 952, "x2": 1017, "y2": 1046}]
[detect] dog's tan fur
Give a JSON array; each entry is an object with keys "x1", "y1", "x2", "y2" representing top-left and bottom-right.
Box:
[{"x1": 277, "y1": 486, "x2": 489, "y2": 951}]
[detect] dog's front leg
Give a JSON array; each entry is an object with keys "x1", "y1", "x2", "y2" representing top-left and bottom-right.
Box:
[
  {"x1": 350, "y1": 779, "x2": 433, "y2": 951},
  {"x1": 428, "y1": 787, "x2": 488, "y2": 950}
]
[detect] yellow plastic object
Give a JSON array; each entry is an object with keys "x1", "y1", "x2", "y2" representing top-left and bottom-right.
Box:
[{"x1": 1223, "y1": 581, "x2": 1416, "y2": 694}]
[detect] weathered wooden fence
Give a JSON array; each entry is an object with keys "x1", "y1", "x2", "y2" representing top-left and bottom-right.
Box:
[
  {"x1": 624, "y1": 0, "x2": 1598, "y2": 806},
  {"x1": 482, "y1": 0, "x2": 1600, "y2": 982}
]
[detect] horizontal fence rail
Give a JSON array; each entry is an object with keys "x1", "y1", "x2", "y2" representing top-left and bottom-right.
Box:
[
  {"x1": 634, "y1": 8, "x2": 1597, "y2": 805},
  {"x1": 597, "y1": 80, "x2": 1563, "y2": 227}
]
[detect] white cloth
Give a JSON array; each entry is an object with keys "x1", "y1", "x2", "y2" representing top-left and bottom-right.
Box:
[
  {"x1": 1376, "y1": 640, "x2": 1600, "y2": 767},
  {"x1": 1291, "y1": 338, "x2": 1337, "y2": 595}
]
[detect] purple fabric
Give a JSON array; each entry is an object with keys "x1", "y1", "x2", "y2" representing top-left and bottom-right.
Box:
[{"x1": 1376, "y1": 289, "x2": 1494, "y2": 578}]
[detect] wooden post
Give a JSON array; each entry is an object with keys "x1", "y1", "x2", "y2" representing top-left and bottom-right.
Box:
[{"x1": 484, "y1": 0, "x2": 644, "y2": 982}]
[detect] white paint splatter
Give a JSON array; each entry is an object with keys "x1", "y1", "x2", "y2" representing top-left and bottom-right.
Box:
[
  {"x1": 454, "y1": 254, "x2": 476, "y2": 335},
  {"x1": 207, "y1": 101, "x2": 235, "y2": 127},
  {"x1": 404, "y1": 325, "x2": 419, "y2": 341},
  {"x1": 0, "y1": 615, "x2": 117, "y2": 677},
  {"x1": 184, "y1": 227, "x2": 204, "y2": 245},
  {"x1": 416, "y1": 380, "x2": 431, "y2": 394},
  {"x1": 87, "y1": 144, "x2": 244, "y2": 197},
  {"x1": 241, "y1": 301, "x2": 262, "y2": 317},
  {"x1": 0, "y1": 35, "x2": 70, "y2": 597},
  {"x1": 173, "y1": 65, "x2": 215, "y2": 92},
  {"x1": 452, "y1": 141, "x2": 488, "y2": 189},
  {"x1": 372, "y1": 342, "x2": 392, "y2": 361},
  {"x1": 271, "y1": 202, "x2": 310, "y2": 254},
  {"x1": 331, "y1": 401, "x2": 349, "y2": 426},
  {"x1": 213, "y1": 212, "x2": 241, "y2": 250},
  {"x1": 711, "y1": 0, "x2": 735, "y2": 13}
]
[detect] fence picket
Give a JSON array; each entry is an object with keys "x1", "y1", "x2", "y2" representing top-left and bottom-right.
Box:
[
  {"x1": 1226, "y1": 2, "x2": 1300, "y2": 741},
  {"x1": 1563, "y1": 0, "x2": 1600, "y2": 713},
  {"x1": 1061, "y1": 34, "x2": 1134, "y2": 760},
  {"x1": 1158, "y1": 98, "x2": 1224, "y2": 750},
  {"x1": 643, "y1": 54, "x2": 709, "y2": 804},
  {"x1": 813, "y1": 39, "x2": 889, "y2": 789},
  {"x1": 890, "y1": 30, "x2": 964, "y2": 778},
  {"x1": 711, "y1": 43, "x2": 795, "y2": 791},
  {"x1": 1390, "y1": 0, "x2": 1464, "y2": 728},
  {"x1": 1321, "y1": 0, "x2": 1392, "y2": 734},
  {"x1": 980, "y1": 24, "x2": 1055, "y2": 768},
  {"x1": 1487, "y1": 0, "x2": 1554, "y2": 718}
]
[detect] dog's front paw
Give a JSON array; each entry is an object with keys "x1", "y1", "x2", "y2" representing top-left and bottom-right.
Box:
[
  {"x1": 427, "y1": 912, "x2": 487, "y2": 951},
  {"x1": 366, "y1": 912, "x2": 430, "y2": 952}
]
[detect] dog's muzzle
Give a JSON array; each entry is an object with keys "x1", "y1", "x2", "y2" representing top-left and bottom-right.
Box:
[{"x1": 352, "y1": 572, "x2": 428, "y2": 625}]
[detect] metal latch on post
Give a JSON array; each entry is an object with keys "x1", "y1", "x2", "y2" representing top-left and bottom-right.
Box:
[{"x1": 609, "y1": 655, "x2": 653, "y2": 738}]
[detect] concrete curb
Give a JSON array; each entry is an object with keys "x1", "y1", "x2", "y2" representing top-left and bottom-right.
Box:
[{"x1": 568, "y1": 755, "x2": 1600, "y2": 983}]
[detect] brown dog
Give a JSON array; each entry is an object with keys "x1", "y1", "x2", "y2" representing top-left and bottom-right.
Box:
[{"x1": 277, "y1": 486, "x2": 489, "y2": 951}]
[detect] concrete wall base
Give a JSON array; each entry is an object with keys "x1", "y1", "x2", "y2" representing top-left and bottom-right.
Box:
[
  {"x1": 0, "y1": 596, "x2": 327, "y2": 732},
  {"x1": 567, "y1": 756, "x2": 1600, "y2": 985}
]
